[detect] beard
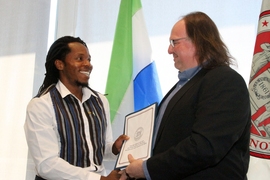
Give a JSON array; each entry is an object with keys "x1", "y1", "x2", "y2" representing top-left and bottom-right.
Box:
[{"x1": 76, "y1": 80, "x2": 88, "y2": 87}]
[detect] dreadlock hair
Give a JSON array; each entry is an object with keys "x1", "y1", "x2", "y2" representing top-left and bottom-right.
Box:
[{"x1": 37, "y1": 36, "x2": 87, "y2": 97}]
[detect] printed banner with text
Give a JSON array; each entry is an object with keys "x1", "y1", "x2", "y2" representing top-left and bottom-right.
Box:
[{"x1": 248, "y1": 0, "x2": 270, "y2": 179}]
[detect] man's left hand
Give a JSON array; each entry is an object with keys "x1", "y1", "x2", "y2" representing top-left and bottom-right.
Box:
[
  {"x1": 122, "y1": 154, "x2": 145, "y2": 179},
  {"x1": 112, "y1": 135, "x2": 129, "y2": 155}
]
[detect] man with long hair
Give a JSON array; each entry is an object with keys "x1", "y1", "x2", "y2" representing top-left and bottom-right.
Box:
[{"x1": 121, "y1": 11, "x2": 250, "y2": 180}]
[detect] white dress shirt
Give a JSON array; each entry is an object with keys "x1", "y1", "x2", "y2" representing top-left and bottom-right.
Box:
[{"x1": 24, "y1": 81, "x2": 116, "y2": 180}]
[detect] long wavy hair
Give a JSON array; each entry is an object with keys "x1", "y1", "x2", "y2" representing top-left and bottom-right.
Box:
[
  {"x1": 37, "y1": 36, "x2": 87, "y2": 96},
  {"x1": 183, "y1": 11, "x2": 236, "y2": 69}
]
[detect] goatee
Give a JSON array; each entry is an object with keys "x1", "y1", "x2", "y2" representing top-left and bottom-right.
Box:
[{"x1": 76, "y1": 81, "x2": 88, "y2": 87}]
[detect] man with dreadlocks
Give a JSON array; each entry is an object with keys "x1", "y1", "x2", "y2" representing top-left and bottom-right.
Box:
[{"x1": 24, "y1": 36, "x2": 128, "y2": 180}]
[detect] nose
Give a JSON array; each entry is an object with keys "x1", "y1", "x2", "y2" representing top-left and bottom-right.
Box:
[
  {"x1": 88, "y1": 61, "x2": 93, "y2": 70},
  {"x1": 168, "y1": 44, "x2": 174, "y2": 54},
  {"x1": 83, "y1": 59, "x2": 92, "y2": 68},
  {"x1": 89, "y1": 62, "x2": 93, "y2": 70}
]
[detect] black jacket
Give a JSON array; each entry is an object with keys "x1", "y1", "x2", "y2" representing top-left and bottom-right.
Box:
[{"x1": 147, "y1": 66, "x2": 250, "y2": 180}]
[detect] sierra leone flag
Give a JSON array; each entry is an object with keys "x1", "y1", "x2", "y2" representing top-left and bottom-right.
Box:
[{"x1": 105, "y1": 0, "x2": 162, "y2": 136}]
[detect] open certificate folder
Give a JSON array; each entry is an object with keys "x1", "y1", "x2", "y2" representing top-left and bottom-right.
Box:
[{"x1": 115, "y1": 103, "x2": 157, "y2": 169}]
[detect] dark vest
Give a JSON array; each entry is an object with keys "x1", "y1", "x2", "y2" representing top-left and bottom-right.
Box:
[{"x1": 49, "y1": 86, "x2": 107, "y2": 167}]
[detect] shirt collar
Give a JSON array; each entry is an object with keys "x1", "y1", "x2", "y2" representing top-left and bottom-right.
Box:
[
  {"x1": 56, "y1": 80, "x2": 97, "y2": 102},
  {"x1": 178, "y1": 66, "x2": 201, "y2": 84}
]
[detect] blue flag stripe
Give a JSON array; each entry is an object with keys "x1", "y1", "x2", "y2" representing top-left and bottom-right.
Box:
[{"x1": 134, "y1": 61, "x2": 162, "y2": 111}]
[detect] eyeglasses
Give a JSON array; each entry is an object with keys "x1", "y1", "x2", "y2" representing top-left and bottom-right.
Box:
[{"x1": 169, "y1": 37, "x2": 189, "y2": 47}]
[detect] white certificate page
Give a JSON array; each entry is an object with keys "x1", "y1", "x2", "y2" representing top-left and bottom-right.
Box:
[{"x1": 115, "y1": 103, "x2": 156, "y2": 169}]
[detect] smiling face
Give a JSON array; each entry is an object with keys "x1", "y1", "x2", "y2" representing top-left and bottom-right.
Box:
[
  {"x1": 55, "y1": 42, "x2": 92, "y2": 91},
  {"x1": 168, "y1": 19, "x2": 198, "y2": 72}
]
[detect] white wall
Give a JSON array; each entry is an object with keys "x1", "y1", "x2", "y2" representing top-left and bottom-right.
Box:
[{"x1": 0, "y1": 0, "x2": 261, "y2": 179}]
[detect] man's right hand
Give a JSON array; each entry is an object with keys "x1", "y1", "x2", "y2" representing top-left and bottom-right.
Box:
[{"x1": 100, "y1": 169, "x2": 120, "y2": 180}]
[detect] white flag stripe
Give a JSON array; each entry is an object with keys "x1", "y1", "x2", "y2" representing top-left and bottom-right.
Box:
[{"x1": 132, "y1": 8, "x2": 152, "y2": 79}]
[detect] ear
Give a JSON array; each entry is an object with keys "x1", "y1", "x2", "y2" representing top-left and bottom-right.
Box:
[{"x1": 55, "y1": 59, "x2": 64, "y2": 70}]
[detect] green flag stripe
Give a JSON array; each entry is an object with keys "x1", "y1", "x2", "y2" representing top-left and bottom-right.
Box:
[
  {"x1": 132, "y1": 0, "x2": 142, "y2": 16},
  {"x1": 105, "y1": 0, "x2": 133, "y2": 122}
]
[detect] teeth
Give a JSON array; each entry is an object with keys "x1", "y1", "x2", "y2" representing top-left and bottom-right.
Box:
[{"x1": 80, "y1": 71, "x2": 90, "y2": 76}]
